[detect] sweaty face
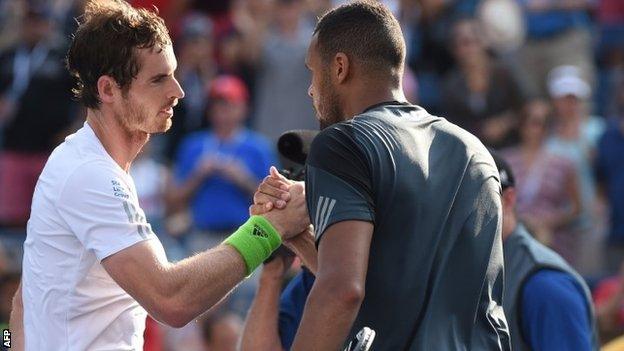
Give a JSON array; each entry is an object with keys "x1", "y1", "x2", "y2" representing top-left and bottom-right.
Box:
[
  {"x1": 306, "y1": 37, "x2": 343, "y2": 130},
  {"x1": 115, "y1": 45, "x2": 184, "y2": 134}
]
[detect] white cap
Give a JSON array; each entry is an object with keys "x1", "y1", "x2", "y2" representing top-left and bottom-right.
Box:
[{"x1": 547, "y1": 65, "x2": 591, "y2": 99}]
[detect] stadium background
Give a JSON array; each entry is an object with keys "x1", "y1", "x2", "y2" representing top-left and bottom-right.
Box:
[{"x1": 0, "y1": 0, "x2": 623, "y2": 349}]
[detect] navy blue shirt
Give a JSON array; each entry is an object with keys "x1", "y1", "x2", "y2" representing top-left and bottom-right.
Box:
[
  {"x1": 278, "y1": 269, "x2": 315, "y2": 350},
  {"x1": 521, "y1": 269, "x2": 593, "y2": 350},
  {"x1": 595, "y1": 120, "x2": 624, "y2": 244}
]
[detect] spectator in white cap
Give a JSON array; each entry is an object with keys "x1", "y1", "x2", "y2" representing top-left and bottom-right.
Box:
[{"x1": 545, "y1": 65, "x2": 606, "y2": 274}]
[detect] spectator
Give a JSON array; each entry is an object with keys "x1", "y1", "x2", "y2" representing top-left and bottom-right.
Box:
[
  {"x1": 236, "y1": 0, "x2": 318, "y2": 141},
  {"x1": 502, "y1": 100, "x2": 582, "y2": 264},
  {"x1": 495, "y1": 152, "x2": 597, "y2": 350},
  {"x1": 443, "y1": 18, "x2": 525, "y2": 148},
  {"x1": 168, "y1": 75, "x2": 277, "y2": 252},
  {"x1": 166, "y1": 13, "x2": 217, "y2": 161},
  {"x1": 517, "y1": 0, "x2": 595, "y2": 98},
  {"x1": 0, "y1": 2, "x2": 76, "y2": 228},
  {"x1": 596, "y1": 76, "x2": 624, "y2": 274},
  {"x1": 545, "y1": 65, "x2": 606, "y2": 271},
  {"x1": 405, "y1": 0, "x2": 456, "y2": 113}
]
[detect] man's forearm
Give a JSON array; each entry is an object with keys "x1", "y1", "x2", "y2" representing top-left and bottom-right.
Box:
[
  {"x1": 286, "y1": 229, "x2": 318, "y2": 274},
  {"x1": 161, "y1": 244, "x2": 248, "y2": 326},
  {"x1": 240, "y1": 271, "x2": 284, "y2": 351},
  {"x1": 9, "y1": 283, "x2": 24, "y2": 351},
  {"x1": 109, "y1": 241, "x2": 249, "y2": 327},
  {"x1": 291, "y1": 282, "x2": 363, "y2": 351}
]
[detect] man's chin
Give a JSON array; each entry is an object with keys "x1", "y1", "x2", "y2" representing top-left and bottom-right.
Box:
[{"x1": 150, "y1": 118, "x2": 173, "y2": 134}]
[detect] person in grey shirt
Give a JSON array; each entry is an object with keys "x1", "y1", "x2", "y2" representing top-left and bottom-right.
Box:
[
  {"x1": 493, "y1": 152, "x2": 597, "y2": 351},
  {"x1": 245, "y1": 2, "x2": 510, "y2": 350},
  {"x1": 237, "y1": 0, "x2": 318, "y2": 141}
]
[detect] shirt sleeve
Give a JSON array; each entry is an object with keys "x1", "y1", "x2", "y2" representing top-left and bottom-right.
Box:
[
  {"x1": 278, "y1": 269, "x2": 315, "y2": 350},
  {"x1": 521, "y1": 269, "x2": 593, "y2": 351},
  {"x1": 305, "y1": 125, "x2": 375, "y2": 241},
  {"x1": 57, "y1": 160, "x2": 156, "y2": 261}
]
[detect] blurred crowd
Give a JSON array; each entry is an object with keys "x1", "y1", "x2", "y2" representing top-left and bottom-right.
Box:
[{"x1": 0, "y1": 0, "x2": 623, "y2": 349}]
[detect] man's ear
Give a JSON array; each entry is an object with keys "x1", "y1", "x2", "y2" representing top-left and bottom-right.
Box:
[
  {"x1": 333, "y1": 52, "x2": 350, "y2": 84},
  {"x1": 96, "y1": 75, "x2": 121, "y2": 104},
  {"x1": 502, "y1": 187, "x2": 516, "y2": 212}
]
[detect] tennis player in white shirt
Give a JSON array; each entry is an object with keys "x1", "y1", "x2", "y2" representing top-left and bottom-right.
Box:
[{"x1": 8, "y1": 1, "x2": 309, "y2": 350}]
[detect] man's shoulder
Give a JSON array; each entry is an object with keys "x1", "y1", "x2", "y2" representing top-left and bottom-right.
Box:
[
  {"x1": 45, "y1": 138, "x2": 125, "y2": 195},
  {"x1": 308, "y1": 123, "x2": 362, "y2": 163}
]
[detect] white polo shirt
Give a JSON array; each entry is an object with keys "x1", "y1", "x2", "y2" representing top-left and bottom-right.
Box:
[{"x1": 22, "y1": 122, "x2": 164, "y2": 350}]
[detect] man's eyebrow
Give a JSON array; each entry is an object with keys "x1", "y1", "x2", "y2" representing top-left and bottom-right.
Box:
[{"x1": 149, "y1": 73, "x2": 170, "y2": 81}]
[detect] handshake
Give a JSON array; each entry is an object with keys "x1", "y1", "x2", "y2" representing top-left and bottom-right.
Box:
[{"x1": 249, "y1": 166, "x2": 317, "y2": 272}]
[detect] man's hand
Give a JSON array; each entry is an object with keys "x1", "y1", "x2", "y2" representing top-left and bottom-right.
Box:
[
  {"x1": 262, "y1": 248, "x2": 295, "y2": 281},
  {"x1": 261, "y1": 182, "x2": 310, "y2": 240},
  {"x1": 250, "y1": 167, "x2": 295, "y2": 214},
  {"x1": 283, "y1": 226, "x2": 318, "y2": 274}
]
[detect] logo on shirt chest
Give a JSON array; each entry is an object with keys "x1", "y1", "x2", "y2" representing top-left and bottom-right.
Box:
[{"x1": 111, "y1": 180, "x2": 130, "y2": 199}]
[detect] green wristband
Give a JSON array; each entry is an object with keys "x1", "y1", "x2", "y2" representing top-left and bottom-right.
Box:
[{"x1": 224, "y1": 215, "x2": 282, "y2": 275}]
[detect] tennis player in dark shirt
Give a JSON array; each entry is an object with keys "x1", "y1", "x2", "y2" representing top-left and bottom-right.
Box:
[{"x1": 247, "y1": 2, "x2": 510, "y2": 350}]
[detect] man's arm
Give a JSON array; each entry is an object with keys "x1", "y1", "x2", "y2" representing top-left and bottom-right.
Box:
[
  {"x1": 284, "y1": 227, "x2": 318, "y2": 274},
  {"x1": 291, "y1": 220, "x2": 373, "y2": 351},
  {"x1": 521, "y1": 269, "x2": 593, "y2": 351},
  {"x1": 103, "y1": 240, "x2": 246, "y2": 328},
  {"x1": 240, "y1": 255, "x2": 292, "y2": 351},
  {"x1": 9, "y1": 282, "x2": 24, "y2": 351},
  {"x1": 103, "y1": 180, "x2": 309, "y2": 328}
]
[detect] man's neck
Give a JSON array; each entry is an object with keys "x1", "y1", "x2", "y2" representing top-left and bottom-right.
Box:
[
  {"x1": 341, "y1": 84, "x2": 406, "y2": 120},
  {"x1": 86, "y1": 108, "x2": 149, "y2": 172}
]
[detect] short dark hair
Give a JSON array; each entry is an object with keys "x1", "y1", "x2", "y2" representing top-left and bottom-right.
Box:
[
  {"x1": 489, "y1": 150, "x2": 515, "y2": 190},
  {"x1": 67, "y1": 0, "x2": 172, "y2": 108},
  {"x1": 313, "y1": 1, "x2": 405, "y2": 80}
]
